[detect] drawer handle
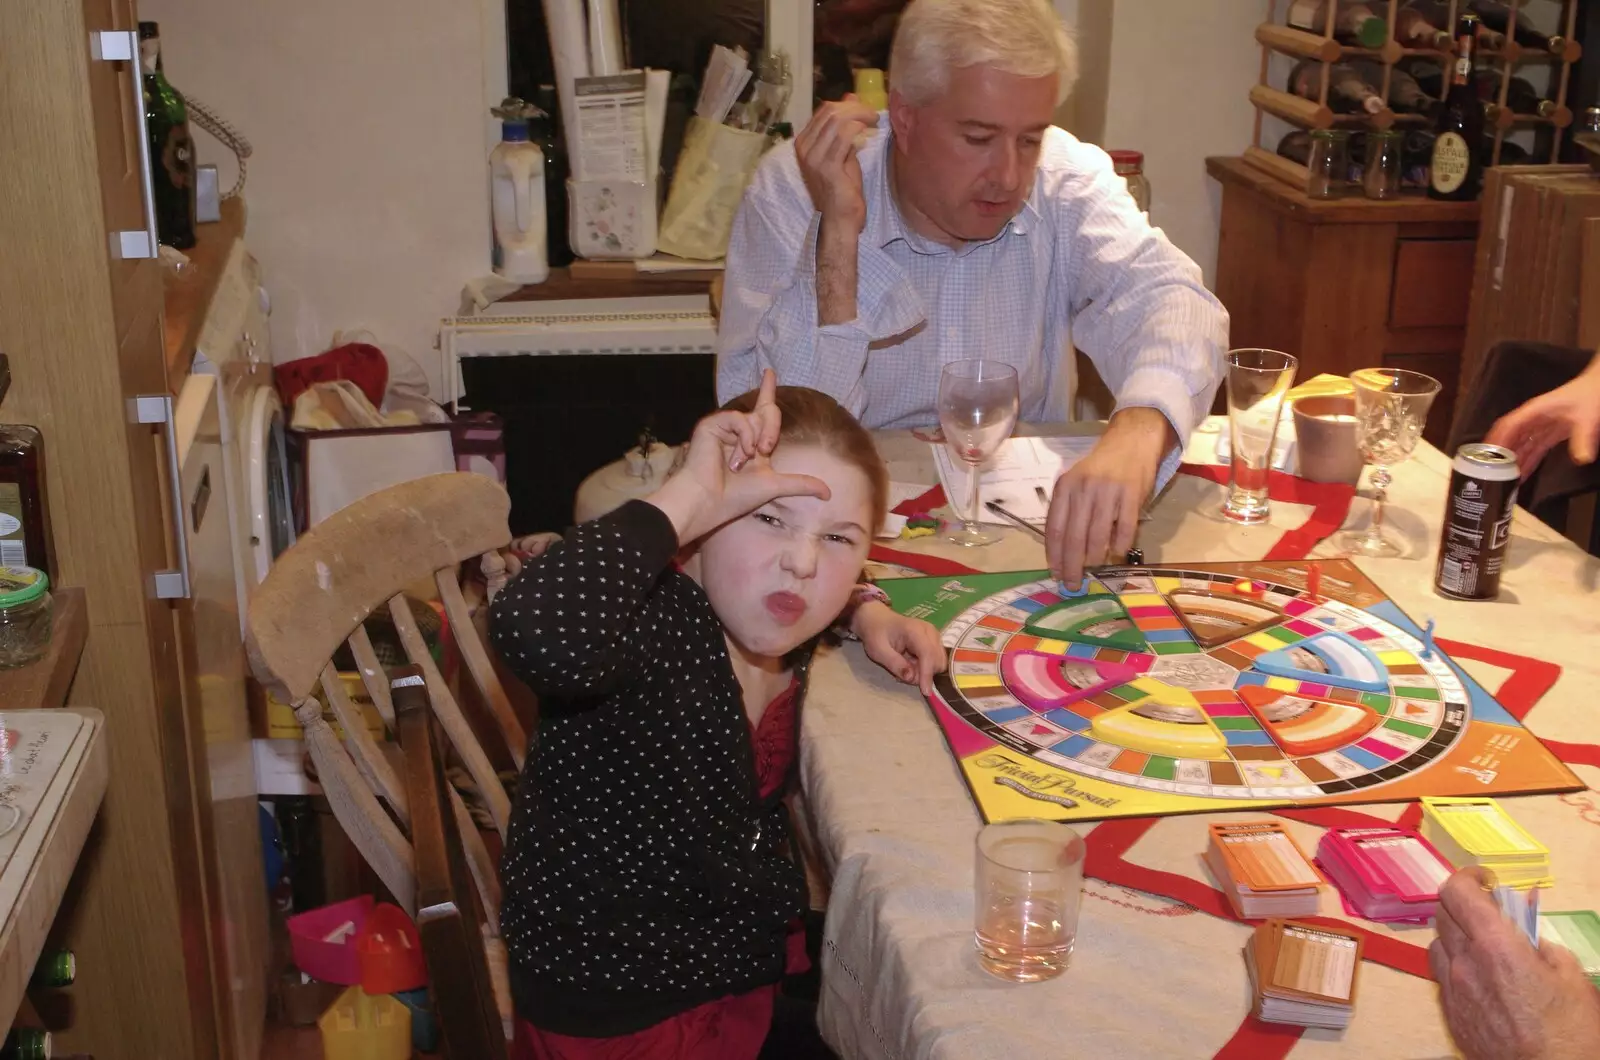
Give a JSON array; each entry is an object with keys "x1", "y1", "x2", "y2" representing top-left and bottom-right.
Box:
[
  {"x1": 134, "y1": 394, "x2": 191, "y2": 599},
  {"x1": 90, "y1": 30, "x2": 160, "y2": 261}
]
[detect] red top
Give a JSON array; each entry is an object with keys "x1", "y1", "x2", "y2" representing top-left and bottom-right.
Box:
[{"x1": 511, "y1": 679, "x2": 806, "y2": 1060}]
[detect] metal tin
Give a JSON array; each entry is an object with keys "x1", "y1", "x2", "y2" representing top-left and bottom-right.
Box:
[{"x1": 1435, "y1": 443, "x2": 1519, "y2": 600}]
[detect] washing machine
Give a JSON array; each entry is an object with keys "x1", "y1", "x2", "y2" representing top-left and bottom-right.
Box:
[{"x1": 191, "y1": 239, "x2": 296, "y2": 633}]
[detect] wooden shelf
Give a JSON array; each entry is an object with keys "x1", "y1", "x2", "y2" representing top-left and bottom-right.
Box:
[
  {"x1": 504, "y1": 263, "x2": 719, "y2": 304},
  {"x1": 162, "y1": 197, "x2": 247, "y2": 389},
  {"x1": 1210, "y1": 154, "x2": 1482, "y2": 224},
  {"x1": 0, "y1": 587, "x2": 87, "y2": 711},
  {"x1": 0, "y1": 709, "x2": 108, "y2": 1036}
]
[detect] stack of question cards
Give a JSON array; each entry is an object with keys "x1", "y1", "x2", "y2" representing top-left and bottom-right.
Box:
[
  {"x1": 1539, "y1": 911, "x2": 1600, "y2": 987},
  {"x1": 1206, "y1": 821, "x2": 1325, "y2": 918},
  {"x1": 1420, "y1": 796, "x2": 1552, "y2": 889},
  {"x1": 1314, "y1": 826, "x2": 1455, "y2": 923},
  {"x1": 1244, "y1": 919, "x2": 1363, "y2": 1029}
]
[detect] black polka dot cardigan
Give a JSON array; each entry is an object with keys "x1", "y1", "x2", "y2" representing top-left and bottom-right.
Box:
[{"x1": 490, "y1": 499, "x2": 810, "y2": 1037}]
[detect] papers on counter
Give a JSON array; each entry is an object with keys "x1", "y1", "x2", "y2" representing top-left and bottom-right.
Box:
[{"x1": 931, "y1": 436, "x2": 1097, "y2": 526}]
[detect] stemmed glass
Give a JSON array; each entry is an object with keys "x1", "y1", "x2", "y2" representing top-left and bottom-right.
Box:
[
  {"x1": 937, "y1": 360, "x2": 1020, "y2": 548},
  {"x1": 1330, "y1": 367, "x2": 1441, "y2": 558}
]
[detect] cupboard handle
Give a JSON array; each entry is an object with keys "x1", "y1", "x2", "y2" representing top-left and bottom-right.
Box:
[
  {"x1": 134, "y1": 394, "x2": 191, "y2": 600},
  {"x1": 91, "y1": 30, "x2": 160, "y2": 260}
]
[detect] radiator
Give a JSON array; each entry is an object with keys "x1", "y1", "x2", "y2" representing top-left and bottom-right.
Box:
[{"x1": 438, "y1": 295, "x2": 718, "y2": 410}]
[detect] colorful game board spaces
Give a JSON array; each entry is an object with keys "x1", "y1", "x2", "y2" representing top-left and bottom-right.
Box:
[
  {"x1": 998, "y1": 652, "x2": 1137, "y2": 711},
  {"x1": 1314, "y1": 827, "x2": 1455, "y2": 923},
  {"x1": 1251, "y1": 630, "x2": 1389, "y2": 693},
  {"x1": 1018, "y1": 584, "x2": 1204, "y2": 656},
  {"x1": 1245, "y1": 920, "x2": 1362, "y2": 1030},
  {"x1": 1206, "y1": 821, "x2": 1325, "y2": 918},
  {"x1": 1167, "y1": 589, "x2": 1282, "y2": 648},
  {"x1": 1236, "y1": 686, "x2": 1382, "y2": 757},
  {"x1": 1421, "y1": 796, "x2": 1553, "y2": 889}
]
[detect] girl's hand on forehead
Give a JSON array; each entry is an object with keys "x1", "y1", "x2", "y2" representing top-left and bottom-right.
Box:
[{"x1": 648, "y1": 370, "x2": 833, "y2": 545}]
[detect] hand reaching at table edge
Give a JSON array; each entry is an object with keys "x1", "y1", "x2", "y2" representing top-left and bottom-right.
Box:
[{"x1": 1046, "y1": 407, "x2": 1174, "y2": 588}]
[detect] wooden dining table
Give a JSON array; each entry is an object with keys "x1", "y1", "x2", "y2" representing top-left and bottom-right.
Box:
[{"x1": 801, "y1": 421, "x2": 1600, "y2": 1059}]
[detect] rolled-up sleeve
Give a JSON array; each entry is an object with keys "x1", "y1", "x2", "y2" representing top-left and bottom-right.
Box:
[
  {"x1": 715, "y1": 156, "x2": 923, "y2": 420},
  {"x1": 1057, "y1": 155, "x2": 1229, "y2": 485}
]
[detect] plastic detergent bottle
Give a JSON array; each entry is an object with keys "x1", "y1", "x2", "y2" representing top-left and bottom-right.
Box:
[{"x1": 490, "y1": 97, "x2": 550, "y2": 285}]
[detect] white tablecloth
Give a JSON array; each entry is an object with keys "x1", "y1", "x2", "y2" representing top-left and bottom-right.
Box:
[{"x1": 803, "y1": 423, "x2": 1600, "y2": 1059}]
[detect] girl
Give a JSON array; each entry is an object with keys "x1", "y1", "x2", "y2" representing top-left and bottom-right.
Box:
[{"x1": 491, "y1": 371, "x2": 946, "y2": 1058}]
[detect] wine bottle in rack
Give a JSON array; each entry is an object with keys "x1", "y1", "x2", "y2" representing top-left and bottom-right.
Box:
[
  {"x1": 1470, "y1": 1, "x2": 1567, "y2": 54},
  {"x1": 0, "y1": 1028, "x2": 49, "y2": 1060},
  {"x1": 28, "y1": 949, "x2": 74, "y2": 990},
  {"x1": 1504, "y1": 77, "x2": 1556, "y2": 119},
  {"x1": 1395, "y1": 4, "x2": 1451, "y2": 49},
  {"x1": 1287, "y1": 0, "x2": 1388, "y2": 48},
  {"x1": 1348, "y1": 60, "x2": 1438, "y2": 116},
  {"x1": 1406, "y1": 0, "x2": 1507, "y2": 48},
  {"x1": 1429, "y1": 13, "x2": 1487, "y2": 200},
  {"x1": 1290, "y1": 59, "x2": 1387, "y2": 115}
]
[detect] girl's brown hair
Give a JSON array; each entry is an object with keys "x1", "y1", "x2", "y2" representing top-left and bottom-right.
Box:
[{"x1": 722, "y1": 385, "x2": 890, "y2": 532}]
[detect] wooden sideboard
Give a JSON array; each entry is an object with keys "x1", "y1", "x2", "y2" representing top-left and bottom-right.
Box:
[{"x1": 1207, "y1": 156, "x2": 1482, "y2": 445}]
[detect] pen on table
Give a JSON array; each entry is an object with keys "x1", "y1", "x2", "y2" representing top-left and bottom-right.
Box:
[{"x1": 985, "y1": 500, "x2": 1046, "y2": 541}]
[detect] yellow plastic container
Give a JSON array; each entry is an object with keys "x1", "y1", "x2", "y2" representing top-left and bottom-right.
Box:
[
  {"x1": 254, "y1": 671, "x2": 386, "y2": 740},
  {"x1": 318, "y1": 984, "x2": 412, "y2": 1060}
]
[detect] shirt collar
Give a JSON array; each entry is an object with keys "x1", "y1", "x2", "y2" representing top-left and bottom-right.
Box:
[{"x1": 865, "y1": 125, "x2": 1038, "y2": 254}]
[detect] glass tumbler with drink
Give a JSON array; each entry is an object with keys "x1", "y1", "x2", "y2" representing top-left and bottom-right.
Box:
[
  {"x1": 937, "y1": 360, "x2": 1020, "y2": 547},
  {"x1": 1222, "y1": 349, "x2": 1298, "y2": 524},
  {"x1": 974, "y1": 818, "x2": 1085, "y2": 982}
]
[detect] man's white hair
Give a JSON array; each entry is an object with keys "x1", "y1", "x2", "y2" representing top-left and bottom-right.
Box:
[{"x1": 889, "y1": 0, "x2": 1078, "y2": 107}]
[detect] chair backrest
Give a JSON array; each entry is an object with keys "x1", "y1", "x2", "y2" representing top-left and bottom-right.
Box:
[{"x1": 244, "y1": 471, "x2": 519, "y2": 1037}]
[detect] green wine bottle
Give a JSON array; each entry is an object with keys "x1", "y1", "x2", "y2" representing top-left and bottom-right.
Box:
[
  {"x1": 28, "y1": 949, "x2": 74, "y2": 989},
  {"x1": 0, "y1": 1027, "x2": 51, "y2": 1060},
  {"x1": 138, "y1": 21, "x2": 197, "y2": 249}
]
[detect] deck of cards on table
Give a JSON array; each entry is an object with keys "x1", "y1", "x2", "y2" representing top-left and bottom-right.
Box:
[
  {"x1": 1314, "y1": 826, "x2": 1455, "y2": 923},
  {"x1": 1244, "y1": 919, "x2": 1363, "y2": 1029},
  {"x1": 1539, "y1": 911, "x2": 1600, "y2": 986},
  {"x1": 1206, "y1": 821, "x2": 1325, "y2": 918},
  {"x1": 1420, "y1": 796, "x2": 1553, "y2": 888}
]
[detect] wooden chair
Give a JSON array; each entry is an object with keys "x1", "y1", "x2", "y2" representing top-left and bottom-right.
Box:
[{"x1": 245, "y1": 472, "x2": 523, "y2": 1047}]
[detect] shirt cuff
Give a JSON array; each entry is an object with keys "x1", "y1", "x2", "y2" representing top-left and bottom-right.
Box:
[
  {"x1": 606, "y1": 499, "x2": 683, "y2": 572},
  {"x1": 1111, "y1": 365, "x2": 1203, "y2": 492}
]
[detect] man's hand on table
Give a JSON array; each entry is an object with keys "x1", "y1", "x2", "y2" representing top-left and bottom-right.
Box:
[
  {"x1": 1046, "y1": 407, "x2": 1174, "y2": 588},
  {"x1": 851, "y1": 601, "x2": 946, "y2": 696},
  {"x1": 1430, "y1": 867, "x2": 1600, "y2": 1060}
]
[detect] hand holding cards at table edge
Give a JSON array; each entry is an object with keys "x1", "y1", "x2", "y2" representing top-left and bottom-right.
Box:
[
  {"x1": 1430, "y1": 867, "x2": 1600, "y2": 1060},
  {"x1": 648, "y1": 370, "x2": 831, "y2": 545},
  {"x1": 1046, "y1": 406, "x2": 1174, "y2": 588}
]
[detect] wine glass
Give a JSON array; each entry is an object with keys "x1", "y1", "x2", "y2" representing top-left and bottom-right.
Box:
[
  {"x1": 937, "y1": 360, "x2": 1020, "y2": 548},
  {"x1": 1330, "y1": 367, "x2": 1441, "y2": 558}
]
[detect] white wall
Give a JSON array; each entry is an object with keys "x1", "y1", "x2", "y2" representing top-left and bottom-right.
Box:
[
  {"x1": 141, "y1": 0, "x2": 493, "y2": 393},
  {"x1": 1095, "y1": 0, "x2": 1260, "y2": 286}
]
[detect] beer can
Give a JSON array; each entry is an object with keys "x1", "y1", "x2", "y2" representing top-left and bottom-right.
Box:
[{"x1": 1435, "y1": 443, "x2": 1519, "y2": 600}]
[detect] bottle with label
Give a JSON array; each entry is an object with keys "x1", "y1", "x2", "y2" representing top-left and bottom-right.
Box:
[
  {"x1": 0, "y1": 425, "x2": 55, "y2": 583},
  {"x1": 138, "y1": 22, "x2": 196, "y2": 250},
  {"x1": 533, "y1": 86, "x2": 574, "y2": 268},
  {"x1": 1429, "y1": 14, "x2": 1486, "y2": 201},
  {"x1": 489, "y1": 98, "x2": 549, "y2": 285},
  {"x1": 1287, "y1": 1, "x2": 1388, "y2": 48}
]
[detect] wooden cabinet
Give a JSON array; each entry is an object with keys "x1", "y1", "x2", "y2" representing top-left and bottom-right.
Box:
[
  {"x1": 1207, "y1": 156, "x2": 1481, "y2": 444},
  {"x1": 0, "y1": 2, "x2": 265, "y2": 1057}
]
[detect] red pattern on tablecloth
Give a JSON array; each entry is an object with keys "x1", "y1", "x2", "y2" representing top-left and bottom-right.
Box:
[{"x1": 1175, "y1": 463, "x2": 1356, "y2": 561}]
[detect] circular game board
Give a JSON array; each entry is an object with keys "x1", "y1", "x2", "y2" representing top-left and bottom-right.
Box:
[{"x1": 934, "y1": 566, "x2": 1472, "y2": 801}]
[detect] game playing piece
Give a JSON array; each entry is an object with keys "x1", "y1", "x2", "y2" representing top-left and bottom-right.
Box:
[
  {"x1": 1421, "y1": 617, "x2": 1437, "y2": 660},
  {"x1": 1206, "y1": 821, "x2": 1324, "y2": 918},
  {"x1": 1306, "y1": 562, "x2": 1322, "y2": 601},
  {"x1": 1125, "y1": 547, "x2": 1144, "y2": 565},
  {"x1": 1539, "y1": 911, "x2": 1600, "y2": 986},
  {"x1": 1244, "y1": 919, "x2": 1362, "y2": 1029},
  {"x1": 1314, "y1": 826, "x2": 1454, "y2": 923},
  {"x1": 881, "y1": 561, "x2": 1580, "y2": 825},
  {"x1": 1421, "y1": 796, "x2": 1553, "y2": 889}
]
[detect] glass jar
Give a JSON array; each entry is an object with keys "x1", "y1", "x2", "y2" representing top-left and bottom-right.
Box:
[
  {"x1": 1363, "y1": 130, "x2": 1404, "y2": 200},
  {"x1": 0, "y1": 566, "x2": 52, "y2": 669},
  {"x1": 1108, "y1": 150, "x2": 1151, "y2": 214},
  {"x1": 1306, "y1": 129, "x2": 1351, "y2": 199}
]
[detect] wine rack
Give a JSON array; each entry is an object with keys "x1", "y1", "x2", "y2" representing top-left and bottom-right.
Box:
[{"x1": 1247, "y1": 0, "x2": 1583, "y2": 188}]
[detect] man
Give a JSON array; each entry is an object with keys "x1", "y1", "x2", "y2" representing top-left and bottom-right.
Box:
[
  {"x1": 1431, "y1": 867, "x2": 1600, "y2": 1059},
  {"x1": 716, "y1": 0, "x2": 1227, "y2": 585}
]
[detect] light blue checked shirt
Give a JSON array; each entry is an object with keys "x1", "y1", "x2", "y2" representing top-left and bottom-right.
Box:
[{"x1": 716, "y1": 118, "x2": 1229, "y2": 481}]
